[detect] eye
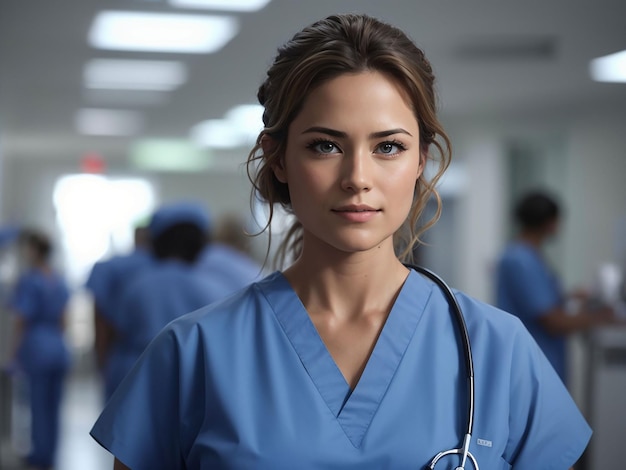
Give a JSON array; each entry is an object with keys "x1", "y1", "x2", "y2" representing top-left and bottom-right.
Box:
[
  {"x1": 306, "y1": 139, "x2": 341, "y2": 155},
  {"x1": 375, "y1": 140, "x2": 407, "y2": 156}
]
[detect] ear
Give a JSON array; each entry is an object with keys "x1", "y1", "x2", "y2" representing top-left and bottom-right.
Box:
[
  {"x1": 262, "y1": 134, "x2": 288, "y2": 184},
  {"x1": 417, "y1": 147, "x2": 428, "y2": 181}
]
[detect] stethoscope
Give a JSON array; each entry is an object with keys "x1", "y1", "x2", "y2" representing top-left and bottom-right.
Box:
[{"x1": 406, "y1": 264, "x2": 479, "y2": 470}]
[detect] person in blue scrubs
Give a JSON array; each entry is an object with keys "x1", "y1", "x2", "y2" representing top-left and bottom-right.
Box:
[
  {"x1": 92, "y1": 14, "x2": 592, "y2": 469},
  {"x1": 103, "y1": 202, "x2": 224, "y2": 399},
  {"x1": 8, "y1": 229, "x2": 71, "y2": 470},
  {"x1": 495, "y1": 191, "x2": 617, "y2": 384},
  {"x1": 85, "y1": 225, "x2": 153, "y2": 401},
  {"x1": 196, "y1": 241, "x2": 263, "y2": 297}
]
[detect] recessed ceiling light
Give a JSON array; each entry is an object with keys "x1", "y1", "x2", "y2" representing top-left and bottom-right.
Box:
[
  {"x1": 88, "y1": 11, "x2": 239, "y2": 53},
  {"x1": 192, "y1": 103, "x2": 264, "y2": 148},
  {"x1": 169, "y1": 0, "x2": 271, "y2": 11},
  {"x1": 75, "y1": 108, "x2": 144, "y2": 136},
  {"x1": 590, "y1": 50, "x2": 626, "y2": 83},
  {"x1": 191, "y1": 119, "x2": 242, "y2": 148},
  {"x1": 84, "y1": 59, "x2": 187, "y2": 91}
]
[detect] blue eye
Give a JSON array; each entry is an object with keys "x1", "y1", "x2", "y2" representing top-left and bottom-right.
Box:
[
  {"x1": 306, "y1": 139, "x2": 340, "y2": 154},
  {"x1": 376, "y1": 140, "x2": 406, "y2": 155}
]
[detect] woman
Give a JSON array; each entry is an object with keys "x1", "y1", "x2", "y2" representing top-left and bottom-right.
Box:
[
  {"x1": 91, "y1": 14, "x2": 590, "y2": 469},
  {"x1": 9, "y1": 229, "x2": 71, "y2": 470}
]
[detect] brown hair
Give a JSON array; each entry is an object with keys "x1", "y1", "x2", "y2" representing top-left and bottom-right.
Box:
[{"x1": 246, "y1": 13, "x2": 452, "y2": 266}]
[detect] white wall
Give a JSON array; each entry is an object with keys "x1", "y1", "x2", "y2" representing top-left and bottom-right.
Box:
[
  {"x1": 562, "y1": 114, "x2": 626, "y2": 289},
  {"x1": 452, "y1": 128, "x2": 507, "y2": 302}
]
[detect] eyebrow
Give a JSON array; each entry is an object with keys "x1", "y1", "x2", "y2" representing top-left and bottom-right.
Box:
[{"x1": 301, "y1": 126, "x2": 413, "y2": 138}]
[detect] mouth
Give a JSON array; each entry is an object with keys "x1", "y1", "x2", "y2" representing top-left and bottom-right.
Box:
[
  {"x1": 331, "y1": 205, "x2": 381, "y2": 222},
  {"x1": 332, "y1": 204, "x2": 380, "y2": 213}
]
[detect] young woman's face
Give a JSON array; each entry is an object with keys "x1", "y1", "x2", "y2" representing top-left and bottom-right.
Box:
[{"x1": 273, "y1": 71, "x2": 423, "y2": 258}]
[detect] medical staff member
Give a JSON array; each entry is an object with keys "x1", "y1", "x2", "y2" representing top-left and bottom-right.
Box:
[
  {"x1": 85, "y1": 225, "x2": 153, "y2": 400},
  {"x1": 197, "y1": 237, "x2": 264, "y2": 296},
  {"x1": 495, "y1": 190, "x2": 617, "y2": 383},
  {"x1": 92, "y1": 14, "x2": 591, "y2": 469},
  {"x1": 8, "y1": 229, "x2": 70, "y2": 470},
  {"x1": 103, "y1": 202, "x2": 223, "y2": 398}
]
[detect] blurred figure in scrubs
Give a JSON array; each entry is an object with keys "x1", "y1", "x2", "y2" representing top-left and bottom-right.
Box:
[
  {"x1": 103, "y1": 201, "x2": 222, "y2": 398},
  {"x1": 85, "y1": 224, "x2": 153, "y2": 401},
  {"x1": 92, "y1": 14, "x2": 592, "y2": 469},
  {"x1": 8, "y1": 229, "x2": 70, "y2": 470},
  {"x1": 495, "y1": 190, "x2": 618, "y2": 384},
  {"x1": 197, "y1": 213, "x2": 264, "y2": 296}
]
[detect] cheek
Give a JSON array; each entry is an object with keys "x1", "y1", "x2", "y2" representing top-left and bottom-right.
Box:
[{"x1": 288, "y1": 164, "x2": 332, "y2": 198}]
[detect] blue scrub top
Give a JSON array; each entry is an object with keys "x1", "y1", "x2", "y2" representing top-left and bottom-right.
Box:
[
  {"x1": 104, "y1": 260, "x2": 224, "y2": 399},
  {"x1": 196, "y1": 243, "x2": 264, "y2": 296},
  {"x1": 91, "y1": 270, "x2": 590, "y2": 469},
  {"x1": 85, "y1": 249, "x2": 153, "y2": 322},
  {"x1": 10, "y1": 268, "x2": 71, "y2": 373},
  {"x1": 495, "y1": 241, "x2": 566, "y2": 381}
]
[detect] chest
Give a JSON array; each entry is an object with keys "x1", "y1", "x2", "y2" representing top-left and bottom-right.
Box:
[
  {"x1": 310, "y1": 313, "x2": 387, "y2": 389},
  {"x1": 180, "y1": 312, "x2": 512, "y2": 469}
]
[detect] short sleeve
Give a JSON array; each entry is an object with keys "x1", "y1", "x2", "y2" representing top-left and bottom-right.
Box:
[
  {"x1": 499, "y1": 252, "x2": 560, "y2": 318},
  {"x1": 10, "y1": 274, "x2": 37, "y2": 319},
  {"x1": 90, "y1": 328, "x2": 185, "y2": 470},
  {"x1": 85, "y1": 261, "x2": 113, "y2": 315},
  {"x1": 504, "y1": 326, "x2": 591, "y2": 468}
]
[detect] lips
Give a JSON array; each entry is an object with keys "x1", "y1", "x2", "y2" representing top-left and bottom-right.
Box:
[
  {"x1": 332, "y1": 204, "x2": 379, "y2": 213},
  {"x1": 331, "y1": 204, "x2": 381, "y2": 222}
]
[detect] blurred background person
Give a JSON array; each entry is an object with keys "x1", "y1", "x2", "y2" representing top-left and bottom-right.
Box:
[
  {"x1": 494, "y1": 190, "x2": 619, "y2": 385},
  {"x1": 84, "y1": 224, "x2": 153, "y2": 402},
  {"x1": 197, "y1": 212, "x2": 265, "y2": 296},
  {"x1": 104, "y1": 201, "x2": 222, "y2": 398},
  {"x1": 6, "y1": 229, "x2": 71, "y2": 470},
  {"x1": 0, "y1": 226, "x2": 19, "y2": 249}
]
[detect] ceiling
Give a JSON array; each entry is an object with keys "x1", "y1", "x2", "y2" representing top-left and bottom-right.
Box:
[{"x1": 1, "y1": 0, "x2": 625, "y2": 165}]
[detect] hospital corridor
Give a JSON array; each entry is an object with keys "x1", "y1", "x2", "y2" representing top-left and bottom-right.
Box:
[{"x1": 2, "y1": 0, "x2": 626, "y2": 469}]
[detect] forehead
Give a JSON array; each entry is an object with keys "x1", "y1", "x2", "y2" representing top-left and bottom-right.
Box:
[{"x1": 289, "y1": 71, "x2": 419, "y2": 133}]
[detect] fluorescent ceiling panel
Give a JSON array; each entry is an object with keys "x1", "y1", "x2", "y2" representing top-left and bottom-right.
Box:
[
  {"x1": 225, "y1": 104, "x2": 264, "y2": 140},
  {"x1": 84, "y1": 59, "x2": 187, "y2": 91},
  {"x1": 130, "y1": 139, "x2": 213, "y2": 171},
  {"x1": 191, "y1": 119, "x2": 242, "y2": 148},
  {"x1": 590, "y1": 50, "x2": 626, "y2": 83},
  {"x1": 169, "y1": 0, "x2": 271, "y2": 11},
  {"x1": 75, "y1": 108, "x2": 144, "y2": 136},
  {"x1": 192, "y1": 104, "x2": 264, "y2": 148},
  {"x1": 88, "y1": 11, "x2": 239, "y2": 53}
]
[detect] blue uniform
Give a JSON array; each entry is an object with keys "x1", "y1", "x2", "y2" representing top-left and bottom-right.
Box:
[
  {"x1": 104, "y1": 260, "x2": 223, "y2": 398},
  {"x1": 85, "y1": 249, "x2": 153, "y2": 399},
  {"x1": 91, "y1": 270, "x2": 590, "y2": 469},
  {"x1": 10, "y1": 268, "x2": 71, "y2": 468},
  {"x1": 495, "y1": 241, "x2": 566, "y2": 381},
  {"x1": 85, "y1": 248, "x2": 153, "y2": 323},
  {"x1": 197, "y1": 243, "x2": 264, "y2": 296}
]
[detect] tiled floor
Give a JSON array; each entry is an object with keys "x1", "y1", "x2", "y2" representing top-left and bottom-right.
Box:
[{"x1": 1, "y1": 363, "x2": 113, "y2": 470}]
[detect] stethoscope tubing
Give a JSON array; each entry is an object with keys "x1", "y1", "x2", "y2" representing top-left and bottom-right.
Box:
[{"x1": 405, "y1": 264, "x2": 478, "y2": 469}]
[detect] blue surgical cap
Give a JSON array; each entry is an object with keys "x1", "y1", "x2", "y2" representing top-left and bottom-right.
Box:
[{"x1": 148, "y1": 202, "x2": 211, "y2": 238}]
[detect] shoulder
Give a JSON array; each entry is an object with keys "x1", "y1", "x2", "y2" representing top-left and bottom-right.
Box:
[
  {"x1": 498, "y1": 242, "x2": 540, "y2": 269},
  {"x1": 164, "y1": 271, "x2": 283, "y2": 334},
  {"x1": 455, "y1": 290, "x2": 526, "y2": 332}
]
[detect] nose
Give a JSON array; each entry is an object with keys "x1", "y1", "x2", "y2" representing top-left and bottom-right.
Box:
[{"x1": 340, "y1": 147, "x2": 373, "y2": 192}]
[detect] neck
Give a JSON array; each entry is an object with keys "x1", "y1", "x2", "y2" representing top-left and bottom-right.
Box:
[
  {"x1": 283, "y1": 240, "x2": 409, "y2": 321},
  {"x1": 518, "y1": 230, "x2": 545, "y2": 249}
]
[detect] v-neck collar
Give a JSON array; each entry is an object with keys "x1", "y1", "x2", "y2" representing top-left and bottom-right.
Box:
[{"x1": 260, "y1": 269, "x2": 432, "y2": 448}]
